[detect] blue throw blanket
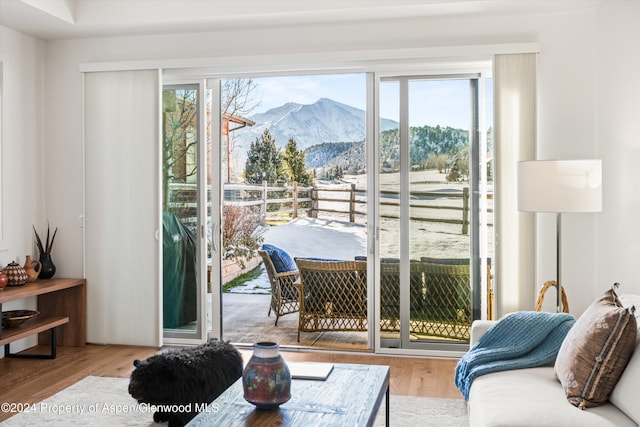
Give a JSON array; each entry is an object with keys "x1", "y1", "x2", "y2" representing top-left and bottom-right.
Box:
[{"x1": 455, "y1": 311, "x2": 575, "y2": 400}]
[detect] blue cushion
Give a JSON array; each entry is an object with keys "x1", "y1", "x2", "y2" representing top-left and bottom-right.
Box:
[{"x1": 262, "y1": 244, "x2": 297, "y2": 273}]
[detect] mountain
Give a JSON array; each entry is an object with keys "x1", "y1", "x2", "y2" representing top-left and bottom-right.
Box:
[
  {"x1": 305, "y1": 141, "x2": 364, "y2": 170},
  {"x1": 234, "y1": 98, "x2": 398, "y2": 149},
  {"x1": 231, "y1": 97, "x2": 471, "y2": 180}
]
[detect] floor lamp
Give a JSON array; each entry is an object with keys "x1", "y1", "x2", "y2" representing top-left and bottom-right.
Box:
[{"x1": 518, "y1": 159, "x2": 603, "y2": 312}]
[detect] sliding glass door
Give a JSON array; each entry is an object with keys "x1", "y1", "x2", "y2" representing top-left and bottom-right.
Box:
[
  {"x1": 162, "y1": 70, "x2": 492, "y2": 354},
  {"x1": 376, "y1": 74, "x2": 493, "y2": 352}
]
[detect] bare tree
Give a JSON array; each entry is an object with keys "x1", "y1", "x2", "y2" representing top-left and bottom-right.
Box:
[
  {"x1": 222, "y1": 79, "x2": 260, "y2": 117},
  {"x1": 163, "y1": 88, "x2": 198, "y2": 211},
  {"x1": 222, "y1": 79, "x2": 260, "y2": 182}
]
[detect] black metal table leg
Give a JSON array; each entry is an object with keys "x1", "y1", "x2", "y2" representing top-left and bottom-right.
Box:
[
  {"x1": 386, "y1": 384, "x2": 390, "y2": 427},
  {"x1": 4, "y1": 327, "x2": 58, "y2": 359}
]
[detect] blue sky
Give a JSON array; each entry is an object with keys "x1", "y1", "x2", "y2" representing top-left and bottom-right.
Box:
[{"x1": 250, "y1": 73, "x2": 493, "y2": 130}]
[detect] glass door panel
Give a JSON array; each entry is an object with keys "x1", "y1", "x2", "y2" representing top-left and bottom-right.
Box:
[
  {"x1": 378, "y1": 75, "x2": 490, "y2": 351},
  {"x1": 162, "y1": 84, "x2": 207, "y2": 342},
  {"x1": 211, "y1": 74, "x2": 369, "y2": 349},
  {"x1": 407, "y1": 79, "x2": 471, "y2": 344}
]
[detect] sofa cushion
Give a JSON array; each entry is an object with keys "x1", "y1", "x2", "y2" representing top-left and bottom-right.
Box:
[
  {"x1": 608, "y1": 294, "x2": 640, "y2": 425},
  {"x1": 468, "y1": 367, "x2": 637, "y2": 427},
  {"x1": 618, "y1": 293, "x2": 640, "y2": 344},
  {"x1": 262, "y1": 244, "x2": 297, "y2": 273},
  {"x1": 554, "y1": 286, "x2": 637, "y2": 409}
]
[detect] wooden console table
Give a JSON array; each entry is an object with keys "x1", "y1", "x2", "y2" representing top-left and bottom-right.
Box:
[{"x1": 0, "y1": 278, "x2": 86, "y2": 358}]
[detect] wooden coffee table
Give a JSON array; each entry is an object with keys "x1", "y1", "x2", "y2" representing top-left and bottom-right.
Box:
[{"x1": 188, "y1": 363, "x2": 390, "y2": 426}]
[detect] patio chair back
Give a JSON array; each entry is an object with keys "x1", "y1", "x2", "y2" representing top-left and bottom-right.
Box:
[
  {"x1": 379, "y1": 260, "x2": 424, "y2": 332},
  {"x1": 419, "y1": 261, "x2": 471, "y2": 340},
  {"x1": 295, "y1": 259, "x2": 367, "y2": 341},
  {"x1": 258, "y1": 250, "x2": 300, "y2": 326},
  {"x1": 420, "y1": 256, "x2": 494, "y2": 320}
]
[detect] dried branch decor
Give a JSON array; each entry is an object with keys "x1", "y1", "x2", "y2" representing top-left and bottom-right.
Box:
[{"x1": 33, "y1": 223, "x2": 57, "y2": 255}]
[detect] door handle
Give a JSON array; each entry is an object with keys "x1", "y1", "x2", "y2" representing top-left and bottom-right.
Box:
[{"x1": 212, "y1": 222, "x2": 218, "y2": 251}]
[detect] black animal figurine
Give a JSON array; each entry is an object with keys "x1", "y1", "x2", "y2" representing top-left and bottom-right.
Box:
[{"x1": 128, "y1": 339, "x2": 243, "y2": 427}]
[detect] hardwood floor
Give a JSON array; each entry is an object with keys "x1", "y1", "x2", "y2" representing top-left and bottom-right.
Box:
[{"x1": 0, "y1": 343, "x2": 463, "y2": 422}]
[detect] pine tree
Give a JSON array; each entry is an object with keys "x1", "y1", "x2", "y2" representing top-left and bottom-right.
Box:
[
  {"x1": 244, "y1": 129, "x2": 285, "y2": 184},
  {"x1": 447, "y1": 159, "x2": 461, "y2": 182},
  {"x1": 283, "y1": 138, "x2": 312, "y2": 185}
]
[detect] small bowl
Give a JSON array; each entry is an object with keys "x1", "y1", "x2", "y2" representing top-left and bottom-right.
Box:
[{"x1": 2, "y1": 310, "x2": 40, "y2": 328}]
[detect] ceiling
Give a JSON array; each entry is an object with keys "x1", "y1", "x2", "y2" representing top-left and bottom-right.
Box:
[{"x1": 0, "y1": 0, "x2": 603, "y2": 41}]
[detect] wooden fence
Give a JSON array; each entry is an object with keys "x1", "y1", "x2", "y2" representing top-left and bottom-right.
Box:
[
  {"x1": 216, "y1": 181, "x2": 492, "y2": 235},
  {"x1": 168, "y1": 181, "x2": 493, "y2": 235}
]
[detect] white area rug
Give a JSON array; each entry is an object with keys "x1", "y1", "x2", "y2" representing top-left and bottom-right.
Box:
[{"x1": 1, "y1": 376, "x2": 468, "y2": 426}]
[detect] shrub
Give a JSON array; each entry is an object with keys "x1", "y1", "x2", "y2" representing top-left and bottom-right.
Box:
[{"x1": 221, "y1": 205, "x2": 265, "y2": 268}]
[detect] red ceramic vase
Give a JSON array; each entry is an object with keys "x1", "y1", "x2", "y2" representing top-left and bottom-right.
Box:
[{"x1": 242, "y1": 342, "x2": 291, "y2": 409}]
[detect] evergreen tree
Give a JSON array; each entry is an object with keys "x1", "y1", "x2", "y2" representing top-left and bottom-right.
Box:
[
  {"x1": 333, "y1": 165, "x2": 344, "y2": 180},
  {"x1": 283, "y1": 138, "x2": 312, "y2": 185},
  {"x1": 447, "y1": 159, "x2": 461, "y2": 182},
  {"x1": 244, "y1": 129, "x2": 285, "y2": 184}
]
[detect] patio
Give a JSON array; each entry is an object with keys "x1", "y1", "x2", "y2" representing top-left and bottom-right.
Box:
[
  {"x1": 219, "y1": 215, "x2": 477, "y2": 350},
  {"x1": 221, "y1": 290, "x2": 472, "y2": 350},
  {"x1": 222, "y1": 293, "x2": 369, "y2": 350}
]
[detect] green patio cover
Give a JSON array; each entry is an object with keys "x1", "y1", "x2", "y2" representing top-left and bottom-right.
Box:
[{"x1": 162, "y1": 212, "x2": 197, "y2": 329}]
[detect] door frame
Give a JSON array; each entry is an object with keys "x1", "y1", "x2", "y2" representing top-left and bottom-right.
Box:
[{"x1": 207, "y1": 78, "x2": 223, "y2": 341}]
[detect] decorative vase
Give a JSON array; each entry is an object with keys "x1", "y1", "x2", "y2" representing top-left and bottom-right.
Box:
[
  {"x1": 2, "y1": 261, "x2": 28, "y2": 286},
  {"x1": 23, "y1": 255, "x2": 42, "y2": 282},
  {"x1": 242, "y1": 341, "x2": 291, "y2": 409},
  {"x1": 38, "y1": 253, "x2": 56, "y2": 280}
]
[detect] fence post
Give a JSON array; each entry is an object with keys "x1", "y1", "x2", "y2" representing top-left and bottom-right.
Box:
[
  {"x1": 350, "y1": 183, "x2": 356, "y2": 223},
  {"x1": 261, "y1": 180, "x2": 267, "y2": 221},
  {"x1": 462, "y1": 187, "x2": 469, "y2": 235},
  {"x1": 292, "y1": 181, "x2": 298, "y2": 219},
  {"x1": 311, "y1": 182, "x2": 318, "y2": 218}
]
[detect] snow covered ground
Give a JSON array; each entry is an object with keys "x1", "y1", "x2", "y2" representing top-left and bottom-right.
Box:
[
  {"x1": 228, "y1": 217, "x2": 367, "y2": 293},
  {"x1": 227, "y1": 168, "x2": 490, "y2": 294}
]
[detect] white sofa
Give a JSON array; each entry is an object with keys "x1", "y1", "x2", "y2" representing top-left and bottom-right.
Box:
[{"x1": 467, "y1": 294, "x2": 640, "y2": 427}]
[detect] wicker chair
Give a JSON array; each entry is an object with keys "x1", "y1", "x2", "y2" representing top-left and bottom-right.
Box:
[
  {"x1": 418, "y1": 261, "x2": 471, "y2": 340},
  {"x1": 420, "y1": 256, "x2": 494, "y2": 320},
  {"x1": 295, "y1": 259, "x2": 367, "y2": 341},
  {"x1": 258, "y1": 250, "x2": 300, "y2": 326},
  {"x1": 379, "y1": 260, "x2": 424, "y2": 333}
]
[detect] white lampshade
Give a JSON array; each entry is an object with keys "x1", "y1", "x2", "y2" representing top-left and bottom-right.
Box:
[{"x1": 518, "y1": 159, "x2": 602, "y2": 213}]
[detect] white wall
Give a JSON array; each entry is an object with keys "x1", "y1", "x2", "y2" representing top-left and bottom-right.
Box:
[
  {"x1": 0, "y1": 26, "x2": 46, "y2": 353},
  {"x1": 0, "y1": 28, "x2": 45, "y2": 263},
  {"x1": 4, "y1": 2, "x2": 639, "y2": 326},
  {"x1": 596, "y1": 2, "x2": 640, "y2": 302},
  {"x1": 533, "y1": 10, "x2": 600, "y2": 314}
]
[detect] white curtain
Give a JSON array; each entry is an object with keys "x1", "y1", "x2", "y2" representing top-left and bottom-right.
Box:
[
  {"x1": 493, "y1": 53, "x2": 537, "y2": 317},
  {"x1": 84, "y1": 70, "x2": 161, "y2": 346}
]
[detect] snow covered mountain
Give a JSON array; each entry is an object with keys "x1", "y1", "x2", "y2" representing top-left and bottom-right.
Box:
[{"x1": 233, "y1": 98, "x2": 398, "y2": 149}]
